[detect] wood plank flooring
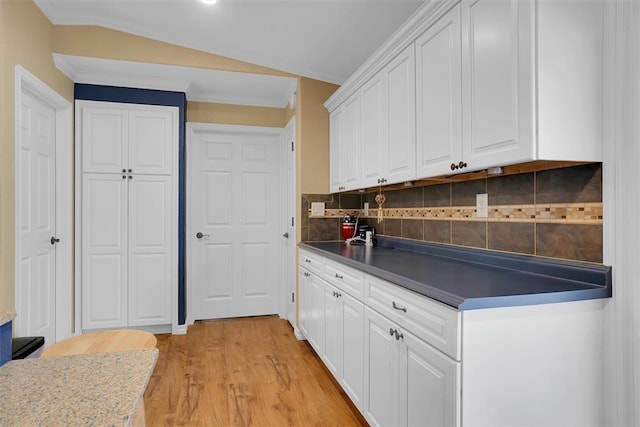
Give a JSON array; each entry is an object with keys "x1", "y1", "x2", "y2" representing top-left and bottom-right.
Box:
[{"x1": 144, "y1": 316, "x2": 367, "y2": 426}]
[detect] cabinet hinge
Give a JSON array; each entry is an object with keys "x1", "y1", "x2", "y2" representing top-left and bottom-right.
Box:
[
  {"x1": 291, "y1": 292, "x2": 295, "y2": 303},
  {"x1": 291, "y1": 141, "x2": 294, "y2": 152},
  {"x1": 291, "y1": 217, "x2": 294, "y2": 227}
]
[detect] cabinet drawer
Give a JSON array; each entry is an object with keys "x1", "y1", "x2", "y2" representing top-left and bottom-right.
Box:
[
  {"x1": 324, "y1": 259, "x2": 364, "y2": 300},
  {"x1": 299, "y1": 249, "x2": 323, "y2": 276},
  {"x1": 365, "y1": 275, "x2": 460, "y2": 360}
]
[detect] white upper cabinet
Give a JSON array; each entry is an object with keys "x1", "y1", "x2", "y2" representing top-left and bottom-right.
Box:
[
  {"x1": 326, "y1": 0, "x2": 607, "y2": 185},
  {"x1": 81, "y1": 105, "x2": 127, "y2": 174},
  {"x1": 384, "y1": 44, "x2": 417, "y2": 185},
  {"x1": 81, "y1": 102, "x2": 175, "y2": 175},
  {"x1": 460, "y1": 0, "x2": 534, "y2": 171},
  {"x1": 329, "y1": 93, "x2": 361, "y2": 192},
  {"x1": 361, "y1": 73, "x2": 386, "y2": 187},
  {"x1": 329, "y1": 107, "x2": 345, "y2": 193},
  {"x1": 128, "y1": 109, "x2": 175, "y2": 175},
  {"x1": 416, "y1": 4, "x2": 463, "y2": 178}
]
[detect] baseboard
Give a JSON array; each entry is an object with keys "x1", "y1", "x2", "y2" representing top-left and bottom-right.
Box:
[
  {"x1": 293, "y1": 327, "x2": 305, "y2": 341},
  {"x1": 172, "y1": 323, "x2": 188, "y2": 335}
]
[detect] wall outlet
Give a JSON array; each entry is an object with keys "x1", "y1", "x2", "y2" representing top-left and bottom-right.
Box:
[
  {"x1": 363, "y1": 202, "x2": 369, "y2": 216},
  {"x1": 476, "y1": 193, "x2": 488, "y2": 218}
]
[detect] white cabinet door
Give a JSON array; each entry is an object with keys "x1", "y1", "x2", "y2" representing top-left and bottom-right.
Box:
[
  {"x1": 128, "y1": 108, "x2": 175, "y2": 175},
  {"x1": 401, "y1": 328, "x2": 460, "y2": 427},
  {"x1": 416, "y1": 4, "x2": 463, "y2": 178},
  {"x1": 81, "y1": 105, "x2": 128, "y2": 174},
  {"x1": 81, "y1": 174, "x2": 128, "y2": 329},
  {"x1": 343, "y1": 93, "x2": 362, "y2": 190},
  {"x1": 341, "y1": 291, "x2": 365, "y2": 411},
  {"x1": 78, "y1": 101, "x2": 177, "y2": 332},
  {"x1": 306, "y1": 272, "x2": 325, "y2": 354},
  {"x1": 298, "y1": 269, "x2": 312, "y2": 339},
  {"x1": 365, "y1": 307, "x2": 400, "y2": 427},
  {"x1": 361, "y1": 73, "x2": 387, "y2": 187},
  {"x1": 322, "y1": 282, "x2": 343, "y2": 379},
  {"x1": 385, "y1": 44, "x2": 416, "y2": 185},
  {"x1": 329, "y1": 108, "x2": 345, "y2": 193},
  {"x1": 461, "y1": 0, "x2": 533, "y2": 169},
  {"x1": 128, "y1": 174, "x2": 173, "y2": 326}
]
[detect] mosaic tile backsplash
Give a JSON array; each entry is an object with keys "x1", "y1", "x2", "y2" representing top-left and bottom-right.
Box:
[{"x1": 301, "y1": 163, "x2": 603, "y2": 263}]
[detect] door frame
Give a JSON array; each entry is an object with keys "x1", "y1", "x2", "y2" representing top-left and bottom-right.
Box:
[
  {"x1": 185, "y1": 122, "x2": 285, "y2": 325},
  {"x1": 14, "y1": 65, "x2": 73, "y2": 343}
]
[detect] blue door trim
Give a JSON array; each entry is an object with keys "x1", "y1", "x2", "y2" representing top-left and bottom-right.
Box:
[{"x1": 75, "y1": 84, "x2": 187, "y2": 325}]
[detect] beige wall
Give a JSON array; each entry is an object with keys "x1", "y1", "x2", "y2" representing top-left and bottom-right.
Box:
[
  {"x1": 295, "y1": 77, "x2": 339, "y2": 242},
  {"x1": 187, "y1": 101, "x2": 290, "y2": 128},
  {"x1": 0, "y1": 0, "x2": 73, "y2": 312}
]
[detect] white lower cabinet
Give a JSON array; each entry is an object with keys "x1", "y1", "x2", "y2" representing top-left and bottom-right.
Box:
[
  {"x1": 364, "y1": 306, "x2": 460, "y2": 427},
  {"x1": 298, "y1": 268, "x2": 324, "y2": 354},
  {"x1": 300, "y1": 259, "x2": 365, "y2": 411},
  {"x1": 298, "y1": 249, "x2": 605, "y2": 426}
]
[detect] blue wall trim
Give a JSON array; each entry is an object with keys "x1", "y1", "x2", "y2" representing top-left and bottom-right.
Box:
[{"x1": 75, "y1": 84, "x2": 187, "y2": 325}]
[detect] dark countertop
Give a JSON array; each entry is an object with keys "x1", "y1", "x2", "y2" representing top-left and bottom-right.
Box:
[{"x1": 300, "y1": 237, "x2": 612, "y2": 310}]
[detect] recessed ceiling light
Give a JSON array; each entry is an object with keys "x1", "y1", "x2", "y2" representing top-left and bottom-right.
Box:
[{"x1": 200, "y1": 0, "x2": 217, "y2": 4}]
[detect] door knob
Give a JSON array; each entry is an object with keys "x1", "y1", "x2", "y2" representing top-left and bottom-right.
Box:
[
  {"x1": 50, "y1": 236, "x2": 60, "y2": 245},
  {"x1": 196, "y1": 232, "x2": 210, "y2": 239},
  {"x1": 282, "y1": 232, "x2": 289, "y2": 239}
]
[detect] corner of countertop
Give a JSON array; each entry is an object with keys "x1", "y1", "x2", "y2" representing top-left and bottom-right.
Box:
[{"x1": 0, "y1": 310, "x2": 16, "y2": 327}]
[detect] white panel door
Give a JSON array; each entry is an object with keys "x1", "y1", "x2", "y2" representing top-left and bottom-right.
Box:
[
  {"x1": 385, "y1": 43, "x2": 416, "y2": 185},
  {"x1": 461, "y1": 0, "x2": 533, "y2": 167},
  {"x1": 128, "y1": 108, "x2": 175, "y2": 175},
  {"x1": 282, "y1": 118, "x2": 296, "y2": 327},
  {"x1": 17, "y1": 91, "x2": 57, "y2": 346},
  {"x1": 189, "y1": 125, "x2": 281, "y2": 320},
  {"x1": 365, "y1": 307, "x2": 400, "y2": 427},
  {"x1": 81, "y1": 104, "x2": 127, "y2": 174},
  {"x1": 416, "y1": 4, "x2": 463, "y2": 178},
  {"x1": 128, "y1": 174, "x2": 173, "y2": 326},
  {"x1": 81, "y1": 174, "x2": 128, "y2": 329}
]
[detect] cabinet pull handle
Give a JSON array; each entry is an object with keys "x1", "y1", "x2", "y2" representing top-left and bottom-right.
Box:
[
  {"x1": 389, "y1": 328, "x2": 396, "y2": 336},
  {"x1": 335, "y1": 273, "x2": 343, "y2": 279},
  {"x1": 392, "y1": 301, "x2": 407, "y2": 313},
  {"x1": 395, "y1": 331, "x2": 404, "y2": 341},
  {"x1": 305, "y1": 259, "x2": 311, "y2": 263}
]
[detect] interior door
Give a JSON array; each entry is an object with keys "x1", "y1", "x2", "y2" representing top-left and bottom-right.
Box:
[
  {"x1": 17, "y1": 90, "x2": 57, "y2": 346},
  {"x1": 189, "y1": 124, "x2": 281, "y2": 320},
  {"x1": 282, "y1": 117, "x2": 296, "y2": 327}
]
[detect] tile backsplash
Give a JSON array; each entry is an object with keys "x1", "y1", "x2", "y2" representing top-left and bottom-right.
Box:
[{"x1": 301, "y1": 163, "x2": 603, "y2": 263}]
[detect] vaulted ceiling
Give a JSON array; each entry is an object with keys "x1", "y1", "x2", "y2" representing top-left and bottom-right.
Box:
[{"x1": 35, "y1": 0, "x2": 424, "y2": 106}]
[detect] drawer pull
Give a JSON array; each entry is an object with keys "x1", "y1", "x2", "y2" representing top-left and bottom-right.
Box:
[
  {"x1": 392, "y1": 301, "x2": 407, "y2": 313},
  {"x1": 395, "y1": 331, "x2": 404, "y2": 341},
  {"x1": 305, "y1": 259, "x2": 311, "y2": 263},
  {"x1": 335, "y1": 273, "x2": 344, "y2": 280},
  {"x1": 389, "y1": 328, "x2": 396, "y2": 336}
]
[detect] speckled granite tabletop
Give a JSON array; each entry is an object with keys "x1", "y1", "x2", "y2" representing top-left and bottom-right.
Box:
[
  {"x1": 0, "y1": 348, "x2": 158, "y2": 426},
  {"x1": 0, "y1": 310, "x2": 16, "y2": 326}
]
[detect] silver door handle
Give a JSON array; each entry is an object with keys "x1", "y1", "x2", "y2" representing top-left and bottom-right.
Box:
[
  {"x1": 282, "y1": 232, "x2": 289, "y2": 238},
  {"x1": 196, "y1": 232, "x2": 210, "y2": 239}
]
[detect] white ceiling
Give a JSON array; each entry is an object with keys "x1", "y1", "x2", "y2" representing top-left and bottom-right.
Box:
[{"x1": 34, "y1": 0, "x2": 425, "y2": 107}]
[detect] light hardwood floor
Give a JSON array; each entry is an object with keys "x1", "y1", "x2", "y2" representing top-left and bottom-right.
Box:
[{"x1": 144, "y1": 316, "x2": 367, "y2": 426}]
